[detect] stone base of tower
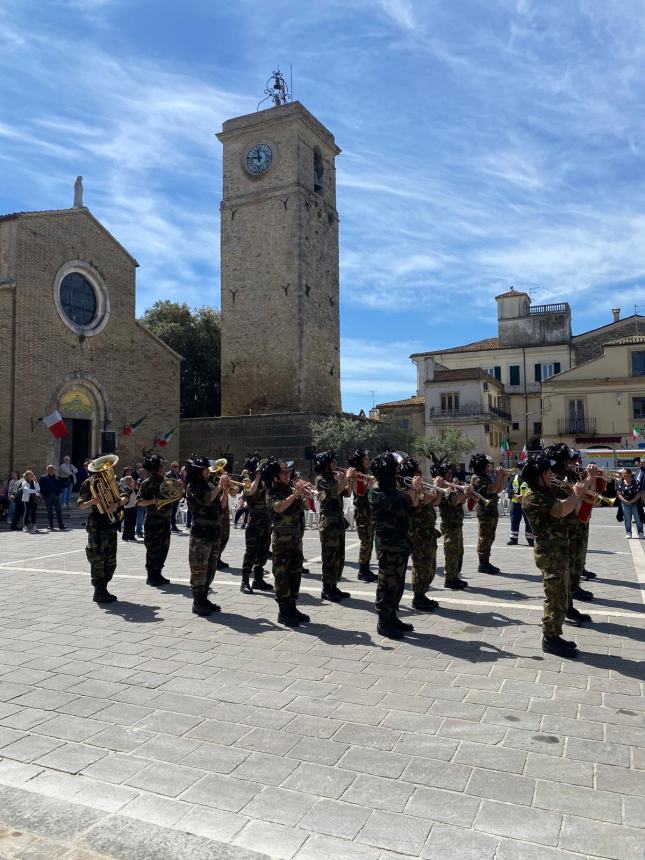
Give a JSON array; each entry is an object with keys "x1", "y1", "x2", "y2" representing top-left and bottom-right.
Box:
[{"x1": 179, "y1": 412, "x2": 331, "y2": 475}]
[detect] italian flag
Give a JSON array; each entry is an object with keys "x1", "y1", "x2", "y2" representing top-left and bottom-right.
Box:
[
  {"x1": 633, "y1": 424, "x2": 643, "y2": 441},
  {"x1": 43, "y1": 410, "x2": 68, "y2": 439},
  {"x1": 500, "y1": 437, "x2": 510, "y2": 453},
  {"x1": 518, "y1": 443, "x2": 528, "y2": 463},
  {"x1": 155, "y1": 428, "x2": 176, "y2": 448},
  {"x1": 122, "y1": 415, "x2": 146, "y2": 436}
]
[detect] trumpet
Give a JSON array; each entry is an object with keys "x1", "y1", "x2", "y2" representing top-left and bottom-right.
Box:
[
  {"x1": 550, "y1": 477, "x2": 616, "y2": 507},
  {"x1": 295, "y1": 481, "x2": 326, "y2": 501},
  {"x1": 452, "y1": 481, "x2": 497, "y2": 506},
  {"x1": 401, "y1": 476, "x2": 448, "y2": 496}
]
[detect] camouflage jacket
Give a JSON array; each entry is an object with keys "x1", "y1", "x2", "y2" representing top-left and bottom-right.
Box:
[
  {"x1": 244, "y1": 483, "x2": 270, "y2": 522},
  {"x1": 522, "y1": 487, "x2": 568, "y2": 568},
  {"x1": 268, "y1": 483, "x2": 305, "y2": 540},
  {"x1": 186, "y1": 479, "x2": 221, "y2": 540},
  {"x1": 137, "y1": 475, "x2": 172, "y2": 520},
  {"x1": 471, "y1": 474, "x2": 499, "y2": 517},
  {"x1": 316, "y1": 474, "x2": 345, "y2": 527},
  {"x1": 439, "y1": 493, "x2": 464, "y2": 529},
  {"x1": 410, "y1": 497, "x2": 439, "y2": 544},
  {"x1": 78, "y1": 479, "x2": 120, "y2": 532},
  {"x1": 369, "y1": 487, "x2": 411, "y2": 550}
]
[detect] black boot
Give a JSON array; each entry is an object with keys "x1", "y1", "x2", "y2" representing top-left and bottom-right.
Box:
[
  {"x1": 357, "y1": 563, "x2": 377, "y2": 583},
  {"x1": 291, "y1": 600, "x2": 310, "y2": 623},
  {"x1": 566, "y1": 605, "x2": 592, "y2": 624},
  {"x1": 321, "y1": 585, "x2": 342, "y2": 602},
  {"x1": 191, "y1": 589, "x2": 212, "y2": 616},
  {"x1": 412, "y1": 593, "x2": 439, "y2": 612},
  {"x1": 445, "y1": 578, "x2": 468, "y2": 590},
  {"x1": 506, "y1": 538, "x2": 518, "y2": 546},
  {"x1": 392, "y1": 613, "x2": 414, "y2": 633},
  {"x1": 240, "y1": 570, "x2": 253, "y2": 595},
  {"x1": 377, "y1": 609, "x2": 403, "y2": 640},
  {"x1": 147, "y1": 569, "x2": 170, "y2": 586},
  {"x1": 333, "y1": 584, "x2": 351, "y2": 600},
  {"x1": 572, "y1": 585, "x2": 593, "y2": 601},
  {"x1": 277, "y1": 602, "x2": 300, "y2": 627},
  {"x1": 217, "y1": 559, "x2": 229, "y2": 569},
  {"x1": 542, "y1": 635, "x2": 578, "y2": 657},
  {"x1": 477, "y1": 555, "x2": 499, "y2": 574},
  {"x1": 581, "y1": 568, "x2": 597, "y2": 580},
  {"x1": 93, "y1": 583, "x2": 116, "y2": 603},
  {"x1": 252, "y1": 568, "x2": 274, "y2": 591}
]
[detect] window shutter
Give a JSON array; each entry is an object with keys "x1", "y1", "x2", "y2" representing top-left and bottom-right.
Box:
[
  {"x1": 509, "y1": 365, "x2": 520, "y2": 385},
  {"x1": 494, "y1": 366, "x2": 501, "y2": 381},
  {"x1": 554, "y1": 362, "x2": 561, "y2": 374},
  {"x1": 534, "y1": 364, "x2": 542, "y2": 382}
]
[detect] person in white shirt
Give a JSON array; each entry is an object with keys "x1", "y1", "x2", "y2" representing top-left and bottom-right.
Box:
[
  {"x1": 20, "y1": 470, "x2": 40, "y2": 533},
  {"x1": 59, "y1": 456, "x2": 78, "y2": 507}
]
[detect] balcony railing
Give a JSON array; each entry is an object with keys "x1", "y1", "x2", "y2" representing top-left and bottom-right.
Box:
[
  {"x1": 430, "y1": 403, "x2": 512, "y2": 422},
  {"x1": 529, "y1": 303, "x2": 569, "y2": 315},
  {"x1": 505, "y1": 381, "x2": 542, "y2": 394},
  {"x1": 557, "y1": 417, "x2": 596, "y2": 436}
]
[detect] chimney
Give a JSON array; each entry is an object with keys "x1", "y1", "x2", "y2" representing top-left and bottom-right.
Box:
[{"x1": 612, "y1": 308, "x2": 620, "y2": 322}]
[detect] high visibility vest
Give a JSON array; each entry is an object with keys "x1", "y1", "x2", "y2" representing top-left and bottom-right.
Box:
[{"x1": 512, "y1": 474, "x2": 529, "y2": 503}]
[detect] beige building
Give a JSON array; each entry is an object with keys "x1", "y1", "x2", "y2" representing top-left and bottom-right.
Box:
[
  {"x1": 377, "y1": 289, "x2": 644, "y2": 457},
  {"x1": 541, "y1": 335, "x2": 645, "y2": 449},
  {"x1": 0, "y1": 193, "x2": 181, "y2": 476}
]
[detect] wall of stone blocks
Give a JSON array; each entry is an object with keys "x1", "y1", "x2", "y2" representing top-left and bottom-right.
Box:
[{"x1": 574, "y1": 319, "x2": 644, "y2": 365}]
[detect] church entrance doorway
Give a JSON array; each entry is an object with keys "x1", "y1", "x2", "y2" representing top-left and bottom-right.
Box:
[{"x1": 60, "y1": 419, "x2": 92, "y2": 470}]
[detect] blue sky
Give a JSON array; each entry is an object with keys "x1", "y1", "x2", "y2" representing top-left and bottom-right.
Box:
[{"x1": 2, "y1": 0, "x2": 645, "y2": 414}]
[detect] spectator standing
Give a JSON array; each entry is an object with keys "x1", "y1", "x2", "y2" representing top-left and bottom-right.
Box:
[
  {"x1": 617, "y1": 469, "x2": 644, "y2": 539},
  {"x1": 59, "y1": 456, "x2": 78, "y2": 506},
  {"x1": 75, "y1": 461, "x2": 89, "y2": 492},
  {"x1": 120, "y1": 474, "x2": 139, "y2": 541},
  {"x1": 39, "y1": 465, "x2": 66, "y2": 531},
  {"x1": 19, "y1": 470, "x2": 40, "y2": 532},
  {"x1": 7, "y1": 471, "x2": 20, "y2": 524},
  {"x1": 134, "y1": 464, "x2": 147, "y2": 538},
  {"x1": 165, "y1": 461, "x2": 183, "y2": 532}
]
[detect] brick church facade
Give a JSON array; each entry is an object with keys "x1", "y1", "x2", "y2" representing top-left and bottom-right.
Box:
[{"x1": 0, "y1": 202, "x2": 180, "y2": 476}]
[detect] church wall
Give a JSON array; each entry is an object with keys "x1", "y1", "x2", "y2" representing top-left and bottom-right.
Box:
[
  {"x1": 5, "y1": 210, "x2": 180, "y2": 475},
  {"x1": 0, "y1": 288, "x2": 14, "y2": 476}
]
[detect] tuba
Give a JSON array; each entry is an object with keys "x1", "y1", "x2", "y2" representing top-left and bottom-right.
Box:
[{"x1": 88, "y1": 454, "x2": 124, "y2": 523}]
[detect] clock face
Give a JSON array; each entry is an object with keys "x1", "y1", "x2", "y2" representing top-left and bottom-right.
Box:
[{"x1": 245, "y1": 143, "x2": 273, "y2": 175}]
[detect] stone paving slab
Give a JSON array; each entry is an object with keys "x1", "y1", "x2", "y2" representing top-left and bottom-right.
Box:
[{"x1": 0, "y1": 510, "x2": 644, "y2": 858}]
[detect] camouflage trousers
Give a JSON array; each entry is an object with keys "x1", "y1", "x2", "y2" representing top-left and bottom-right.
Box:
[
  {"x1": 242, "y1": 515, "x2": 271, "y2": 573},
  {"x1": 542, "y1": 565, "x2": 571, "y2": 637},
  {"x1": 86, "y1": 526, "x2": 117, "y2": 586},
  {"x1": 375, "y1": 543, "x2": 409, "y2": 611},
  {"x1": 189, "y1": 534, "x2": 219, "y2": 590},
  {"x1": 477, "y1": 513, "x2": 499, "y2": 556},
  {"x1": 143, "y1": 515, "x2": 171, "y2": 574},
  {"x1": 219, "y1": 507, "x2": 231, "y2": 556},
  {"x1": 272, "y1": 536, "x2": 302, "y2": 604},
  {"x1": 569, "y1": 524, "x2": 588, "y2": 593},
  {"x1": 441, "y1": 527, "x2": 464, "y2": 581},
  {"x1": 354, "y1": 509, "x2": 375, "y2": 565},
  {"x1": 411, "y1": 537, "x2": 438, "y2": 595},
  {"x1": 319, "y1": 522, "x2": 345, "y2": 589}
]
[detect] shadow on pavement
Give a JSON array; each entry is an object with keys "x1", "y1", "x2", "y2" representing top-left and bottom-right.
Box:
[{"x1": 102, "y1": 601, "x2": 162, "y2": 623}]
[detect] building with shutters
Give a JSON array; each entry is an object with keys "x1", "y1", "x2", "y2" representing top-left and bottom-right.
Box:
[{"x1": 375, "y1": 289, "x2": 644, "y2": 457}]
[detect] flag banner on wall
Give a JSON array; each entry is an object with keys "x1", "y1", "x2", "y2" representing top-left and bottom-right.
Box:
[
  {"x1": 500, "y1": 437, "x2": 510, "y2": 453},
  {"x1": 633, "y1": 425, "x2": 643, "y2": 441},
  {"x1": 122, "y1": 415, "x2": 147, "y2": 436},
  {"x1": 518, "y1": 444, "x2": 528, "y2": 462},
  {"x1": 43, "y1": 410, "x2": 68, "y2": 439},
  {"x1": 154, "y1": 428, "x2": 176, "y2": 448}
]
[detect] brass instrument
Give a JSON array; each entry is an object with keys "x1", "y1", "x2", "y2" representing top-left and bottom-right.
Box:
[
  {"x1": 209, "y1": 458, "x2": 229, "y2": 475},
  {"x1": 402, "y1": 476, "x2": 447, "y2": 496},
  {"x1": 155, "y1": 477, "x2": 184, "y2": 509},
  {"x1": 456, "y1": 481, "x2": 497, "y2": 506},
  {"x1": 297, "y1": 481, "x2": 326, "y2": 501},
  {"x1": 550, "y1": 477, "x2": 616, "y2": 507},
  {"x1": 88, "y1": 454, "x2": 124, "y2": 523}
]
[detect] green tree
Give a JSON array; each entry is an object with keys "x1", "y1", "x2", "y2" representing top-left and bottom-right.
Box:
[
  {"x1": 413, "y1": 428, "x2": 475, "y2": 466},
  {"x1": 139, "y1": 301, "x2": 221, "y2": 418},
  {"x1": 310, "y1": 415, "x2": 412, "y2": 463}
]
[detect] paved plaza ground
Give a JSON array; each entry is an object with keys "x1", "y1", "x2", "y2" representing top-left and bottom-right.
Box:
[{"x1": 0, "y1": 510, "x2": 644, "y2": 859}]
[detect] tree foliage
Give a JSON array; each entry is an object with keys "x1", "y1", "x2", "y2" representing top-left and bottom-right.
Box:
[
  {"x1": 413, "y1": 428, "x2": 475, "y2": 466},
  {"x1": 139, "y1": 301, "x2": 221, "y2": 418},
  {"x1": 310, "y1": 415, "x2": 412, "y2": 463}
]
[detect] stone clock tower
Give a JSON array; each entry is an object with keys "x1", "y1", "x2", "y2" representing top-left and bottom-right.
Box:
[{"x1": 217, "y1": 96, "x2": 342, "y2": 416}]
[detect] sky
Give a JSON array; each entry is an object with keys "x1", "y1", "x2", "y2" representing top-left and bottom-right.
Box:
[{"x1": 2, "y1": 0, "x2": 645, "y2": 415}]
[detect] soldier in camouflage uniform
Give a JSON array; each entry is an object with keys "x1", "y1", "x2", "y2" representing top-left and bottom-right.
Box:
[
  {"x1": 470, "y1": 454, "x2": 505, "y2": 574},
  {"x1": 369, "y1": 452, "x2": 423, "y2": 639},
  {"x1": 240, "y1": 455, "x2": 272, "y2": 594},
  {"x1": 435, "y1": 464, "x2": 471, "y2": 590},
  {"x1": 399, "y1": 457, "x2": 442, "y2": 611},
  {"x1": 184, "y1": 455, "x2": 229, "y2": 616},
  {"x1": 522, "y1": 453, "x2": 587, "y2": 657},
  {"x1": 264, "y1": 458, "x2": 310, "y2": 627},
  {"x1": 137, "y1": 454, "x2": 172, "y2": 586},
  {"x1": 544, "y1": 444, "x2": 594, "y2": 626},
  {"x1": 216, "y1": 467, "x2": 236, "y2": 570},
  {"x1": 314, "y1": 451, "x2": 353, "y2": 602},
  {"x1": 571, "y1": 451, "x2": 597, "y2": 582},
  {"x1": 348, "y1": 449, "x2": 377, "y2": 583},
  {"x1": 78, "y1": 461, "x2": 128, "y2": 603}
]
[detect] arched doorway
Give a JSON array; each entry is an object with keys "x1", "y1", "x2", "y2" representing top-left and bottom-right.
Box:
[{"x1": 58, "y1": 387, "x2": 96, "y2": 467}]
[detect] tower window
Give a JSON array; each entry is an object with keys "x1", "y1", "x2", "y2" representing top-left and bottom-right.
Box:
[{"x1": 313, "y1": 147, "x2": 323, "y2": 195}]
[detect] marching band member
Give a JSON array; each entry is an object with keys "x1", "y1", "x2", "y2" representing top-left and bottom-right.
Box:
[
  {"x1": 264, "y1": 458, "x2": 310, "y2": 627},
  {"x1": 314, "y1": 451, "x2": 354, "y2": 602},
  {"x1": 399, "y1": 456, "x2": 442, "y2": 612},
  {"x1": 137, "y1": 454, "x2": 173, "y2": 587},
  {"x1": 240, "y1": 455, "x2": 272, "y2": 594},
  {"x1": 571, "y1": 450, "x2": 598, "y2": 580},
  {"x1": 216, "y1": 463, "x2": 237, "y2": 570},
  {"x1": 348, "y1": 449, "x2": 377, "y2": 582},
  {"x1": 78, "y1": 458, "x2": 128, "y2": 604},
  {"x1": 184, "y1": 455, "x2": 229, "y2": 616},
  {"x1": 434, "y1": 463, "x2": 470, "y2": 590},
  {"x1": 469, "y1": 454, "x2": 505, "y2": 574},
  {"x1": 369, "y1": 452, "x2": 422, "y2": 639},
  {"x1": 521, "y1": 453, "x2": 588, "y2": 657}
]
